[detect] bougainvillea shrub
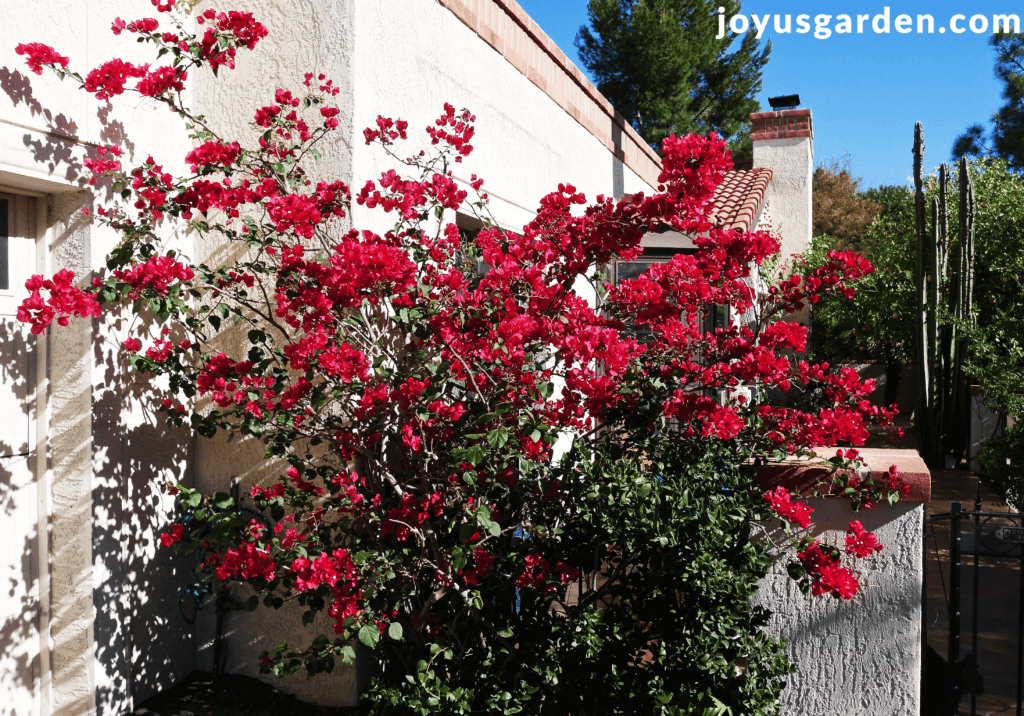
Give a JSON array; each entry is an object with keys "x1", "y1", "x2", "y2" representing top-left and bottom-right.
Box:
[{"x1": 16, "y1": 2, "x2": 907, "y2": 713}]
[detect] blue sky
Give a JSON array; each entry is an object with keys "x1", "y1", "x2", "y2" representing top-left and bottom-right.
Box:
[{"x1": 516, "y1": 1, "x2": 1010, "y2": 189}]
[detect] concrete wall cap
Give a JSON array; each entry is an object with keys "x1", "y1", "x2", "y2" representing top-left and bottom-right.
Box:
[
  {"x1": 755, "y1": 447, "x2": 931, "y2": 503},
  {"x1": 750, "y1": 108, "x2": 813, "y2": 121}
]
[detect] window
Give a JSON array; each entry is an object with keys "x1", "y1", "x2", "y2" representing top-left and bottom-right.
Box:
[
  {"x1": 455, "y1": 211, "x2": 492, "y2": 277},
  {"x1": 0, "y1": 198, "x2": 8, "y2": 291},
  {"x1": 0, "y1": 192, "x2": 42, "y2": 318},
  {"x1": 612, "y1": 245, "x2": 730, "y2": 339}
]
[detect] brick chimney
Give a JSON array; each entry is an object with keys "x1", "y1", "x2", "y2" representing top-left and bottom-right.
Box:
[{"x1": 750, "y1": 108, "x2": 813, "y2": 260}]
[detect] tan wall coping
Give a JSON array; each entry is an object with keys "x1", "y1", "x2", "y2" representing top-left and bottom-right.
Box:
[{"x1": 756, "y1": 447, "x2": 931, "y2": 504}]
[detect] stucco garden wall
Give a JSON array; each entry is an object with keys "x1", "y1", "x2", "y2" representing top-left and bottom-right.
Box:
[{"x1": 754, "y1": 449, "x2": 929, "y2": 716}]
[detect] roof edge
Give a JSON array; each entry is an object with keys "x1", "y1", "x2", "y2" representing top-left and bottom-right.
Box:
[{"x1": 437, "y1": 0, "x2": 663, "y2": 190}]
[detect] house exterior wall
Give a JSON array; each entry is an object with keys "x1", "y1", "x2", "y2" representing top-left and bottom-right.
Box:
[
  {"x1": 1, "y1": 3, "x2": 197, "y2": 714},
  {"x1": 350, "y1": 0, "x2": 656, "y2": 237},
  {"x1": 189, "y1": 0, "x2": 361, "y2": 706}
]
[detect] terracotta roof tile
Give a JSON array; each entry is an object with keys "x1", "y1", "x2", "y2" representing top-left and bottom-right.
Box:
[{"x1": 710, "y1": 168, "x2": 773, "y2": 233}]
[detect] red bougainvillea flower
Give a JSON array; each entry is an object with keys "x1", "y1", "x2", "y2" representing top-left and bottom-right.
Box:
[
  {"x1": 516, "y1": 554, "x2": 551, "y2": 589},
  {"x1": 111, "y1": 256, "x2": 195, "y2": 299},
  {"x1": 17, "y1": 270, "x2": 101, "y2": 335},
  {"x1": 798, "y1": 541, "x2": 860, "y2": 600},
  {"x1": 15, "y1": 43, "x2": 70, "y2": 75},
  {"x1": 84, "y1": 59, "x2": 148, "y2": 101},
  {"x1": 763, "y1": 486, "x2": 813, "y2": 529},
  {"x1": 159, "y1": 523, "x2": 185, "y2": 547},
  {"x1": 82, "y1": 146, "x2": 123, "y2": 185},
  {"x1": 555, "y1": 562, "x2": 580, "y2": 583},
  {"x1": 215, "y1": 542, "x2": 276, "y2": 582},
  {"x1": 886, "y1": 465, "x2": 911, "y2": 499},
  {"x1": 113, "y1": 17, "x2": 159, "y2": 35},
  {"x1": 185, "y1": 141, "x2": 242, "y2": 173},
  {"x1": 845, "y1": 521, "x2": 884, "y2": 558},
  {"x1": 136, "y1": 65, "x2": 187, "y2": 97}
]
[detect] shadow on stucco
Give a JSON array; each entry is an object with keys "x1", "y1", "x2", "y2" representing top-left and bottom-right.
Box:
[
  {"x1": 1, "y1": 65, "x2": 136, "y2": 188},
  {"x1": 0, "y1": 318, "x2": 39, "y2": 716},
  {"x1": 91, "y1": 311, "x2": 196, "y2": 715},
  {"x1": 0, "y1": 65, "x2": 198, "y2": 712}
]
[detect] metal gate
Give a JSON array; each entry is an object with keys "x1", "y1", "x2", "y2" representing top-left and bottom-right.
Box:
[{"x1": 929, "y1": 493, "x2": 1024, "y2": 715}]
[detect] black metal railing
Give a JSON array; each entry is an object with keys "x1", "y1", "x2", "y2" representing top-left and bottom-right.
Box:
[{"x1": 930, "y1": 491, "x2": 1022, "y2": 716}]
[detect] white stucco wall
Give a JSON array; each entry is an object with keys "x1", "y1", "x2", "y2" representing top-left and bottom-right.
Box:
[
  {"x1": 1, "y1": 3, "x2": 197, "y2": 713},
  {"x1": 753, "y1": 499, "x2": 923, "y2": 716},
  {"x1": 753, "y1": 137, "x2": 813, "y2": 262}
]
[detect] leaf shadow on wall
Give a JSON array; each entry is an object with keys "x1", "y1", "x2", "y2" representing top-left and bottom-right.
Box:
[
  {"x1": 0, "y1": 319, "x2": 40, "y2": 716},
  {"x1": 91, "y1": 309, "x2": 196, "y2": 716}
]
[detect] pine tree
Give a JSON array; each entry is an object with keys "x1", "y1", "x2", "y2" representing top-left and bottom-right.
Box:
[
  {"x1": 953, "y1": 32, "x2": 1024, "y2": 170},
  {"x1": 575, "y1": 0, "x2": 770, "y2": 161}
]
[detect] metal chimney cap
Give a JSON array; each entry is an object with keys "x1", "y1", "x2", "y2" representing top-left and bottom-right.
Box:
[{"x1": 768, "y1": 94, "x2": 801, "y2": 109}]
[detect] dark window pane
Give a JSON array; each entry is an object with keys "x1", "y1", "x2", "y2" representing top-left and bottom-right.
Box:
[
  {"x1": 0, "y1": 199, "x2": 8, "y2": 291},
  {"x1": 615, "y1": 260, "x2": 658, "y2": 282}
]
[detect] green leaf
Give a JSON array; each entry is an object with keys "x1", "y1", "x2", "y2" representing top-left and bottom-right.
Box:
[
  {"x1": 387, "y1": 621, "x2": 403, "y2": 641},
  {"x1": 358, "y1": 624, "x2": 380, "y2": 649},
  {"x1": 455, "y1": 445, "x2": 486, "y2": 466},
  {"x1": 486, "y1": 429, "x2": 509, "y2": 450}
]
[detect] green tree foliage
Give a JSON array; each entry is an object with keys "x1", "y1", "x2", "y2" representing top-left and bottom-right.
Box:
[
  {"x1": 575, "y1": 0, "x2": 770, "y2": 160},
  {"x1": 964, "y1": 160, "x2": 1024, "y2": 497},
  {"x1": 807, "y1": 158, "x2": 1024, "y2": 478},
  {"x1": 812, "y1": 155, "x2": 881, "y2": 253},
  {"x1": 802, "y1": 185, "x2": 915, "y2": 405},
  {"x1": 953, "y1": 32, "x2": 1024, "y2": 170}
]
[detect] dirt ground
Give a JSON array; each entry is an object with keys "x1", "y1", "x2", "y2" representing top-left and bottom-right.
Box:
[{"x1": 133, "y1": 672, "x2": 358, "y2": 716}]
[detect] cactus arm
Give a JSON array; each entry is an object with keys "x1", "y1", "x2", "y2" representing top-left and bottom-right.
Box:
[{"x1": 913, "y1": 123, "x2": 936, "y2": 463}]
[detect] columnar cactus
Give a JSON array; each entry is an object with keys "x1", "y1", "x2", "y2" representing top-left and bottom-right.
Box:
[{"x1": 913, "y1": 123, "x2": 976, "y2": 467}]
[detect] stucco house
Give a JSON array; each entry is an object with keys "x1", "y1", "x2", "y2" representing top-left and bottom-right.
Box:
[{"x1": 0, "y1": 1, "x2": 927, "y2": 715}]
